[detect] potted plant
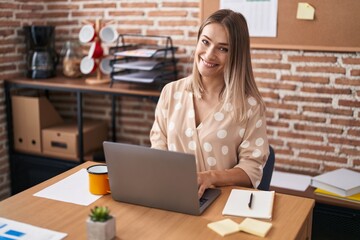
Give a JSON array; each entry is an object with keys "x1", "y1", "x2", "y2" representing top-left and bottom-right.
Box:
[{"x1": 86, "y1": 206, "x2": 116, "y2": 240}]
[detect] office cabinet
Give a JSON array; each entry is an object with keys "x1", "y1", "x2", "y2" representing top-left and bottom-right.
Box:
[{"x1": 5, "y1": 77, "x2": 161, "y2": 195}]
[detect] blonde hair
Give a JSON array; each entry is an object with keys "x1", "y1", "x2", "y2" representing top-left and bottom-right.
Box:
[{"x1": 187, "y1": 9, "x2": 265, "y2": 122}]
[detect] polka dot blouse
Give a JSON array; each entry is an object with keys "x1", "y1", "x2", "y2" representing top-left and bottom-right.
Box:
[{"x1": 150, "y1": 77, "x2": 270, "y2": 188}]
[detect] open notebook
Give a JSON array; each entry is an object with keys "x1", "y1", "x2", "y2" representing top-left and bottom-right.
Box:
[{"x1": 222, "y1": 189, "x2": 275, "y2": 220}]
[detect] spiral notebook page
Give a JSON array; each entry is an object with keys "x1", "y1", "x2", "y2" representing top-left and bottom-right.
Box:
[{"x1": 222, "y1": 189, "x2": 275, "y2": 220}]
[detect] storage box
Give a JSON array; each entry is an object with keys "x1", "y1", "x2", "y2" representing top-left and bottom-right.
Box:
[
  {"x1": 12, "y1": 95, "x2": 64, "y2": 153},
  {"x1": 42, "y1": 120, "x2": 108, "y2": 160}
]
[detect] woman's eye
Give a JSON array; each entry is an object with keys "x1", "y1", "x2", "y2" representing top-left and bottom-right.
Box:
[
  {"x1": 201, "y1": 39, "x2": 209, "y2": 45},
  {"x1": 219, "y1": 47, "x2": 228, "y2": 52}
]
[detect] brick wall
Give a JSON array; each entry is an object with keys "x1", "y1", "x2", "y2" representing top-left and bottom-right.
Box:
[{"x1": 0, "y1": 0, "x2": 359, "y2": 199}]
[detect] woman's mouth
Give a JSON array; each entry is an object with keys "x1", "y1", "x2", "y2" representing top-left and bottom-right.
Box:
[{"x1": 201, "y1": 58, "x2": 217, "y2": 68}]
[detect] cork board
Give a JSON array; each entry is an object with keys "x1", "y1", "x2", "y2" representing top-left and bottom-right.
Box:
[{"x1": 200, "y1": 0, "x2": 360, "y2": 52}]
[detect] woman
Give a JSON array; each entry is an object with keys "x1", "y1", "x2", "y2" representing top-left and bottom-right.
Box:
[{"x1": 150, "y1": 9, "x2": 269, "y2": 198}]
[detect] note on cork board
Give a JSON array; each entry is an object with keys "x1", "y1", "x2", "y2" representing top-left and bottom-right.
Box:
[{"x1": 200, "y1": 0, "x2": 360, "y2": 52}]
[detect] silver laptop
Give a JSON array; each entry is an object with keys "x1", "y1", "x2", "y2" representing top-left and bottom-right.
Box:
[{"x1": 103, "y1": 141, "x2": 221, "y2": 215}]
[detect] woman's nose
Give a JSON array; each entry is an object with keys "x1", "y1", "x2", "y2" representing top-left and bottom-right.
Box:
[{"x1": 204, "y1": 46, "x2": 215, "y2": 59}]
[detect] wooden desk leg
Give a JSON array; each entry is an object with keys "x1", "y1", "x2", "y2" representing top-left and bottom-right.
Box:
[
  {"x1": 306, "y1": 210, "x2": 313, "y2": 240},
  {"x1": 296, "y1": 209, "x2": 313, "y2": 240}
]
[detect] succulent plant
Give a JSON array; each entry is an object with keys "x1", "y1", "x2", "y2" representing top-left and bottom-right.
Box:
[{"x1": 89, "y1": 206, "x2": 113, "y2": 222}]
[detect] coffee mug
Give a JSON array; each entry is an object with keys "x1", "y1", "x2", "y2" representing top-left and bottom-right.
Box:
[
  {"x1": 99, "y1": 25, "x2": 118, "y2": 43},
  {"x1": 99, "y1": 57, "x2": 112, "y2": 75},
  {"x1": 79, "y1": 24, "x2": 96, "y2": 43},
  {"x1": 88, "y1": 41, "x2": 103, "y2": 59},
  {"x1": 80, "y1": 56, "x2": 97, "y2": 74},
  {"x1": 87, "y1": 164, "x2": 110, "y2": 195}
]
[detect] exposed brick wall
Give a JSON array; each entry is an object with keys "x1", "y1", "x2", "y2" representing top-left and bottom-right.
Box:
[{"x1": 0, "y1": 1, "x2": 359, "y2": 199}]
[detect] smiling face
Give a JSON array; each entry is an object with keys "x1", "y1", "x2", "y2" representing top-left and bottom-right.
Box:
[{"x1": 195, "y1": 23, "x2": 229, "y2": 82}]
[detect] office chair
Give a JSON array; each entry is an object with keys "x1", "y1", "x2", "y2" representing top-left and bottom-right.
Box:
[{"x1": 257, "y1": 146, "x2": 275, "y2": 191}]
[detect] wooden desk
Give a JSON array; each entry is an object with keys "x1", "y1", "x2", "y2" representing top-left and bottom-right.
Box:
[
  {"x1": 0, "y1": 162, "x2": 314, "y2": 240},
  {"x1": 270, "y1": 186, "x2": 360, "y2": 239}
]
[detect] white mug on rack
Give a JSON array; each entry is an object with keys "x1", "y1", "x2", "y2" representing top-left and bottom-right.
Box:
[
  {"x1": 79, "y1": 24, "x2": 96, "y2": 43},
  {"x1": 99, "y1": 25, "x2": 118, "y2": 43},
  {"x1": 99, "y1": 57, "x2": 112, "y2": 75},
  {"x1": 80, "y1": 56, "x2": 97, "y2": 74}
]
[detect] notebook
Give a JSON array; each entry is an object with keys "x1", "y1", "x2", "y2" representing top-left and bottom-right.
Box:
[
  {"x1": 103, "y1": 141, "x2": 221, "y2": 215},
  {"x1": 222, "y1": 189, "x2": 275, "y2": 219}
]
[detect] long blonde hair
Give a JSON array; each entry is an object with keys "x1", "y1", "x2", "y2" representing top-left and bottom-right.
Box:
[{"x1": 187, "y1": 9, "x2": 265, "y2": 122}]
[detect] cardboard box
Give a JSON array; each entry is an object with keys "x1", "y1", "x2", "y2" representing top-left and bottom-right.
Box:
[
  {"x1": 12, "y1": 95, "x2": 64, "y2": 153},
  {"x1": 42, "y1": 120, "x2": 108, "y2": 160}
]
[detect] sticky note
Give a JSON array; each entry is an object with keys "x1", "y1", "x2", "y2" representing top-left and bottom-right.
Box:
[
  {"x1": 239, "y1": 218, "x2": 273, "y2": 237},
  {"x1": 296, "y1": 3, "x2": 315, "y2": 20},
  {"x1": 207, "y1": 219, "x2": 240, "y2": 237}
]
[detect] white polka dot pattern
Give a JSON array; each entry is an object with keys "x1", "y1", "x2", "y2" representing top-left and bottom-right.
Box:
[
  {"x1": 207, "y1": 157, "x2": 217, "y2": 166},
  {"x1": 255, "y1": 138, "x2": 264, "y2": 146},
  {"x1": 168, "y1": 122, "x2": 175, "y2": 131},
  {"x1": 188, "y1": 141, "x2": 196, "y2": 151},
  {"x1": 185, "y1": 128, "x2": 194, "y2": 137},
  {"x1": 174, "y1": 91, "x2": 182, "y2": 100},
  {"x1": 252, "y1": 149, "x2": 262, "y2": 158},
  {"x1": 175, "y1": 102, "x2": 182, "y2": 110},
  {"x1": 188, "y1": 109, "x2": 195, "y2": 118},
  {"x1": 214, "y1": 112, "x2": 224, "y2": 121},
  {"x1": 256, "y1": 119, "x2": 262, "y2": 128},
  {"x1": 217, "y1": 130, "x2": 227, "y2": 139},
  {"x1": 248, "y1": 97, "x2": 257, "y2": 106},
  {"x1": 239, "y1": 128, "x2": 245, "y2": 138},
  {"x1": 240, "y1": 140, "x2": 250, "y2": 148},
  {"x1": 221, "y1": 146, "x2": 229, "y2": 155},
  {"x1": 169, "y1": 144, "x2": 176, "y2": 151},
  {"x1": 204, "y1": 142, "x2": 212, "y2": 152},
  {"x1": 224, "y1": 102, "x2": 233, "y2": 112}
]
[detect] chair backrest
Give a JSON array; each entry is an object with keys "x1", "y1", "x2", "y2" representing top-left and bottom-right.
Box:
[{"x1": 257, "y1": 146, "x2": 275, "y2": 191}]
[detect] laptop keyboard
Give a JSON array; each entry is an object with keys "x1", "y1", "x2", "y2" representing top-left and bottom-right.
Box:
[{"x1": 199, "y1": 197, "x2": 208, "y2": 207}]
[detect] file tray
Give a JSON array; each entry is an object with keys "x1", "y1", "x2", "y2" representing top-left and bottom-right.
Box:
[{"x1": 112, "y1": 71, "x2": 176, "y2": 84}]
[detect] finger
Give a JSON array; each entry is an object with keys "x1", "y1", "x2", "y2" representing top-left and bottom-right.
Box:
[{"x1": 198, "y1": 185, "x2": 205, "y2": 199}]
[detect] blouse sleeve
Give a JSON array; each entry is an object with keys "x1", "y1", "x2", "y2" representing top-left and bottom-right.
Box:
[
  {"x1": 235, "y1": 102, "x2": 270, "y2": 189},
  {"x1": 149, "y1": 85, "x2": 169, "y2": 150}
]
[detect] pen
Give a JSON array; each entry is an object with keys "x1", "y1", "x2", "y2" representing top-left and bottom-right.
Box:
[{"x1": 248, "y1": 193, "x2": 253, "y2": 209}]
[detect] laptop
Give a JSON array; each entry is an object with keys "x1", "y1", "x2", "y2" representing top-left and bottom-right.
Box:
[{"x1": 103, "y1": 141, "x2": 221, "y2": 215}]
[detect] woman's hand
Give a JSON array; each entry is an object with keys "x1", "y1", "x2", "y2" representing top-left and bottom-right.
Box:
[
  {"x1": 197, "y1": 168, "x2": 252, "y2": 198},
  {"x1": 197, "y1": 171, "x2": 213, "y2": 199}
]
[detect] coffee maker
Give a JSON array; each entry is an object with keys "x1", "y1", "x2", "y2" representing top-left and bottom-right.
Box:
[{"x1": 24, "y1": 26, "x2": 59, "y2": 79}]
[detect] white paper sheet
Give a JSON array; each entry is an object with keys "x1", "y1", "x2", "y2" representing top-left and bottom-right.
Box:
[
  {"x1": 270, "y1": 171, "x2": 311, "y2": 191},
  {"x1": 0, "y1": 217, "x2": 67, "y2": 240},
  {"x1": 33, "y1": 169, "x2": 102, "y2": 206},
  {"x1": 220, "y1": 0, "x2": 278, "y2": 37}
]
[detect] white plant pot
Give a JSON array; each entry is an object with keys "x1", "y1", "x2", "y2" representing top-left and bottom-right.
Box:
[{"x1": 86, "y1": 217, "x2": 116, "y2": 240}]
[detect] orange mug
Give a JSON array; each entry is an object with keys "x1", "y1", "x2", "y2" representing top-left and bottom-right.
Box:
[{"x1": 87, "y1": 164, "x2": 110, "y2": 195}]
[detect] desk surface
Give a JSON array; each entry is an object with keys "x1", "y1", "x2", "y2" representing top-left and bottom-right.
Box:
[
  {"x1": 5, "y1": 77, "x2": 161, "y2": 97},
  {"x1": 0, "y1": 162, "x2": 314, "y2": 240}
]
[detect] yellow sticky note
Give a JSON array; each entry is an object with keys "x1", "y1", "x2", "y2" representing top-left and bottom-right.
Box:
[
  {"x1": 207, "y1": 219, "x2": 240, "y2": 237},
  {"x1": 296, "y1": 3, "x2": 315, "y2": 20},
  {"x1": 239, "y1": 218, "x2": 272, "y2": 237}
]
